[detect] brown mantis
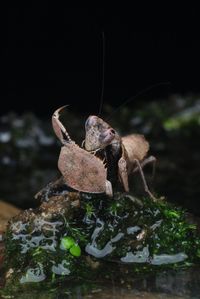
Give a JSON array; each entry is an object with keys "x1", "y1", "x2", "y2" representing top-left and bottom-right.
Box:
[{"x1": 52, "y1": 106, "x2": 157, "y2": 200}]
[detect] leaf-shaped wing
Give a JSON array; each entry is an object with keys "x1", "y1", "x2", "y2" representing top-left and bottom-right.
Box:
[{"x1": 122, "y1": 134, "x2": 149, "y2": 162}]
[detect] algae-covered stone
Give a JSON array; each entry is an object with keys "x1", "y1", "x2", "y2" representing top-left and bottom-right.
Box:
[{"x1": 3, "y1": 187, "x2": 200, "y2": 288}]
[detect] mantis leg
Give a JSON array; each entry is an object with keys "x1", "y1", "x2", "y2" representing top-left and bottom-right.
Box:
[
  {"x1": 118, "y1": 157, "x2": 129, "y2": 192},
  {"x1": 52, "y1": 106, "x2": 72, "y2": 143},
  {"x1": 133, "y1": 155, "x2": 157, "y2": 179},
  {"x1": 105, "y1": 180, "x2": 113, "y2": 197},
  {"x1": 133, "y1": 158, "x2": 157, "y2": 201}
]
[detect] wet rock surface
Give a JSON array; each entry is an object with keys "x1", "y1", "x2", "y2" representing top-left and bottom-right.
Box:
[{"x1": 1, "y1": 185, "x2": 200, "y2": 297}]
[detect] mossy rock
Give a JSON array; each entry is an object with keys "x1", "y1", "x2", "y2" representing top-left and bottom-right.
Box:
[{"x1": 2, "y1": 188, "x2": 200, "y2": 292}]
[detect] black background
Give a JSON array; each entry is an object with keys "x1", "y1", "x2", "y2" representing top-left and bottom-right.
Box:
[{"x1": 1, "y1": 5, "x2": 200, "y2": 117}]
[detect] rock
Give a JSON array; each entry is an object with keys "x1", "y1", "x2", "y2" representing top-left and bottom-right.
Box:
[
  {"x1": 0, "y1": 200, "x2": 21, "y2": 231},
  {"x1": 2, "y1": 188, "x2": 200, "y2": 290}
]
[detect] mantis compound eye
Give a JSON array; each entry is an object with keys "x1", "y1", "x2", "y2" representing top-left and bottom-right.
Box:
[{"x1": 85, "y1": 115, "x2": 98, "y2": 129}]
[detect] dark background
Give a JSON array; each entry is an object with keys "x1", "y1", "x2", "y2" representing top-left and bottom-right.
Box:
[{"x1": 1, "y1": 5, "x2": 200, "y2": 117}]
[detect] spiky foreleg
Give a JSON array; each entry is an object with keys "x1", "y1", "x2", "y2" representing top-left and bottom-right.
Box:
[{"x1": 52, "y1": 105, "x2": 73, "y2": 144}]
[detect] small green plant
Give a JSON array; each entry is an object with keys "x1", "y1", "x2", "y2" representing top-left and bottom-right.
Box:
[
  {"x1": 60, "y1": 236, "x2": 81, "y2": 257},
  {"x1": 60, "y1": 237, "x2": 75, "y2": 250},
  {"x1": 69, "y1": 244, "x2": 81, "y2": 257}
]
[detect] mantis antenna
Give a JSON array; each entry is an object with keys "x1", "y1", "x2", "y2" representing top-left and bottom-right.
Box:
[
  {"x1": 98, "y1": 32, "x2": 105, "y2": 116},
  {"x1": 97, "y1": 33, "x2": 171, "y2": 120},
  {"x1": 106, "y1": 81, "x2": 171, "y2": 122}
]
